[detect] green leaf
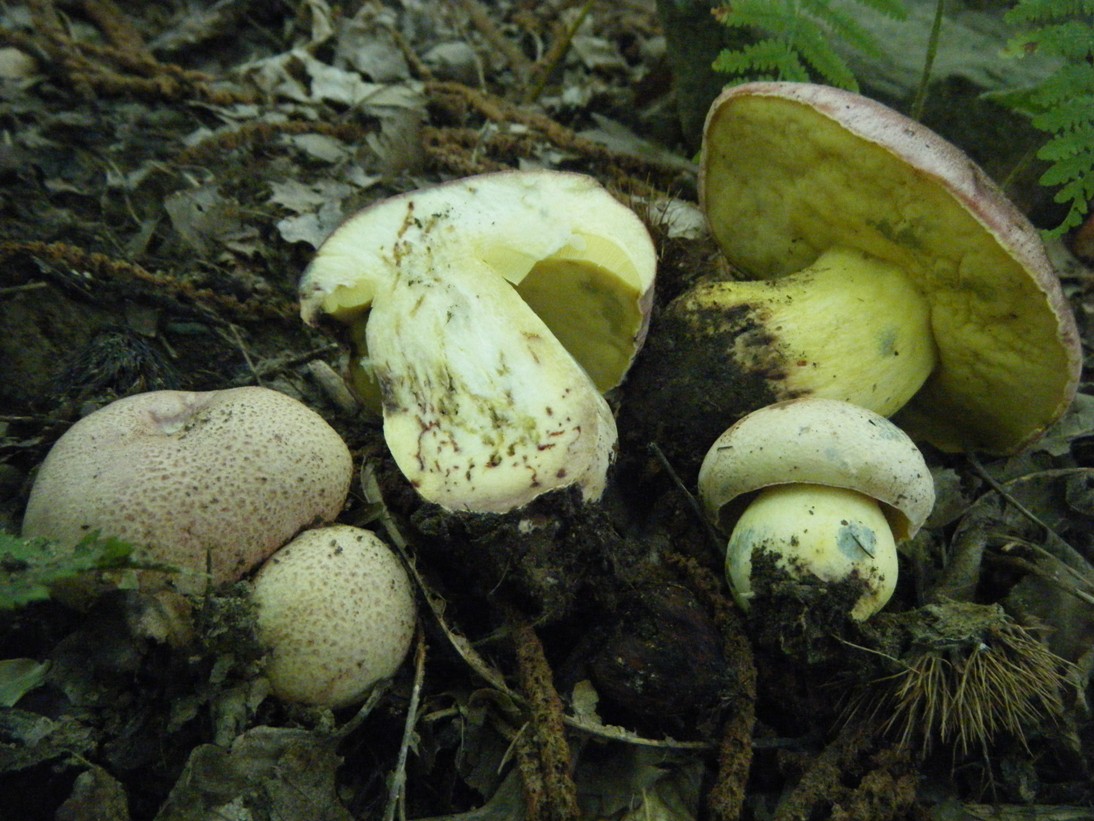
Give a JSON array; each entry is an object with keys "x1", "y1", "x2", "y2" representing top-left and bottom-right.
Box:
[
  {"x1": 0, "y1": 531, "x2": 179, "y2": 610},
  {"x1": 1036, "y1": 123, "x2": 1094, "y2": 160},
  {"x1": 712, "y1": 39, "x2": 808, "y2": 81},
  {"x1": 1005, "y1": 0, "x2": 1094, "y2": 28},
  {"x1": 0, "y1": 659, "x2": 51, "y2": 708},
  {"x1": 793, "y1": 14, "x2": 862, "y2": 89}
]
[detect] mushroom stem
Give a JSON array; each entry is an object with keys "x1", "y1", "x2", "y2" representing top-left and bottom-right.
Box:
[
  {"x1": 684, "y1": 246, "x2": 937, "y2": 415},
  {"x1": 620, "y1": 246, "x2": 936, "y2": 478},
  {"x1": 726, "y1": 483, "x2": 899, "y2": 621}
]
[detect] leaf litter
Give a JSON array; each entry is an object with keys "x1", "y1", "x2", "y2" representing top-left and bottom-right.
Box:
[{"x1": 0, "y1": 1, "x2": 1092, "y2": 819}]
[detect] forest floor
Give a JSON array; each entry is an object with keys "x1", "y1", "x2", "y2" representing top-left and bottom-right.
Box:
[{"x1": 1, "y1": 1, "x2": 1092, "y2": 819}]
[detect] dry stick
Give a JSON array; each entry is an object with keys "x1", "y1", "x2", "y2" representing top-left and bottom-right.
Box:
[
  {"x1": 931, "y1": 454, "x2": 1094, "y2": 603},
  {"x1": 965, "y1": 455, "x2": 1082, "y2": 562},
  {"x1": 81, "y1": 0, "x2": 152, "y2": 60},
  {"x1": 670, "y1": 556, "x2": 757, "y2": 821},
  {"x1": 176, "y1": 120, "x2": 373, "y2": 166},
  {"x1": 524, "y1": 0, "x2": 594, "y2": 103},
  {"x1": 989, "y1": 547, "x2": 1094, "y2": 608},
  {"x1": 649, "y1": 442, "x2": 726, "y2": 562},
  {"x1": 384, "y1": 628, "x2": 427, "y2": 821},
  {"x1": 360, "y1": 461, "x2": 711, "y2": 752},
  {"x1": 0, "y1": 240, "x2": 295, "y2": 321},
  {"x1": 510, "y1": 617, "x2": 580, "y2": 821},
  {"x1": 29, "y1": 0, "x2": 250, "y2": 104},
  {"x1": 457, "y1": 0, "x2": 532, "y2": 81},
  {"x1": 425, "y1": 80, "x2": 683, "y2": 196},
  {"x1": 223, "y1": 324, "x2": 263, "y2": 387},
  {"x1": 773, "y1": 722, "x2": 874, "y2": 821}
]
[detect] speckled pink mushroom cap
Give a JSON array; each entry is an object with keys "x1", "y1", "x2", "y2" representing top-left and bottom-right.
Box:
[
  {"x1": 699, "y1": 82, "x2": 1081, "y2": 454},
  {"x1": 22, "y1": 386, "x2": 353, "y2": 593}
]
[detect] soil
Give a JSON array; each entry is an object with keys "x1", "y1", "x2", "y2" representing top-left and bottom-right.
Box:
[{"x1": 1, "y1": 1, "x2": 1093, "y2": 820}]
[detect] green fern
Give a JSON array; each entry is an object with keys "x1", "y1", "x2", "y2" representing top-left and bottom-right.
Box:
[
  {"x1": 712, "y1": 0, "x2": 909, "y2": 91},
  {"x1": 1001, "y1": 0, "x2": 1094, "y2": 236}
]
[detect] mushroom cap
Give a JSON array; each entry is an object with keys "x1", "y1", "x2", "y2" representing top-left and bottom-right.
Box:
[
  {"x1": 698, "y1": 398, "x2": 934, "y2": 541},
  {"x1": 699, "y1": 81, "x2": 1081, "y2": 454},
  {"x1": 298, "y1": 170, "x2": 657, "y2": 514},
  {"x1": 299, "y1": 169, "x2": 657, "y2": 395},
  {"x1": 251, "y1": 525, "x2": 417, "y2": 708},
  {"x1": 21, "y1": 387, "x2": 353, "y2": 592}
]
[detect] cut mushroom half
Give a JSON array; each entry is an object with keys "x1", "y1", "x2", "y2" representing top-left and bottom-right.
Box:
[
  {"x1": 299, "y1": 170, "x2": 657, "y2": 514},
  {"x1": 698, "y1": 398, "x2": 935, "y2": 621},
  {"x1": 695, "y1": 82, "x2": 1081, "y2": 454}
]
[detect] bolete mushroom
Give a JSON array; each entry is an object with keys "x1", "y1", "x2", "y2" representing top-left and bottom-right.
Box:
[
  {"x1": 21, "y1": 386, "x2": 353, "y2": 595},
  {"x1": 251, "y1": 525, "x2": 416, "y2": 708},
  {"x1": 299, "y1": 170, "x2": 656, "y2": 514},
  {"x1": 623, "y1": 82, "x2": 1080, "y2": 473},
  {"x1": 698, "y1": 398, "x2": 934, "y2": 621}
]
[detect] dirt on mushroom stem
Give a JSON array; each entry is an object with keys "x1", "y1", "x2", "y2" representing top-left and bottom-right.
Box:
[{"x1": 371, "y1": 450, "x2": 646, "y2": 626}]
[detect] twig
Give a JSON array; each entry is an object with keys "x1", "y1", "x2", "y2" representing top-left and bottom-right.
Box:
[
  {"x1": 987, "y1": 539, "x2": 1094, "y2": 608},
  {"x1": 224, "y1": 324, "x2": 262, "y2": 387},
  {"x1": 966, "y1": 454, "x2": 1092, "y2": 574},
  {"x1": 333, "y1": 680, "x2": 391, "y2": 740},
  {"x1": 384, "y1": 628, "x2": 427, "y2": 821},
  {"x1": 649, "y1": 442, "x2": 726, "y2": 561},
  {"x1": 524, "y1": 0, "x2": 593, "y2": 103},
  {"x1": 457, "y1": 0, "x2": 531, "y2": 81},
  {"x1": 670, "y1": 555, "x2": 756, "y2": 820},
  {"x1": 910, "y1": 0, "x2": 945, "y2": 121},
  {"x1": 510, "y1": 616, "x2": 579, "y2": 821},
  {"x1": 359, "y1": 457, "x2": 712, "y2": 751}
]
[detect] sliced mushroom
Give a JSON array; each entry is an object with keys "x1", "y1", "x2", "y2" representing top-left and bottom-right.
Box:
[{"x1": 300, "y1": 170, "x2": 656, "y2": 514}]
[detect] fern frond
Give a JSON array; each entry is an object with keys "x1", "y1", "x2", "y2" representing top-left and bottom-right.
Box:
[
  {"x1": 1001, "y1": 0, "x2": 1094, "y2": 237},
  {"x1": 714, "y1": 0, "x2": 799, "y2": 33},
  {"x1": 1032, "y1": 96, "x2": 1094, "y2": 132},
  {"x1": 1025, "y1": 63, "x2": 1094, "y2": 107},
  {"x1": 854, "y1": 0, "x2": 911, "y2": 18},
  {"x1": 712, "y1": 0, "x2": 908, "y2": 90},
  {"x1": 1011, "y1": 19, "x2": 1094, "y2": 59},
  {"x1": 1040, "y1": 147, "x2": 1094, "y2": 188},
  {"x1": 792, "y1": 16, "x2": 862, "y2": 89},
  {"x1": 1037, "y1": 122, "x2": 1094, "y2": 161},
  {"x1": 801, "y1": 0, "x2": 890, "y2": 58},
  {"x1": 1005, "y1": 0, "x2": 1094, "y2": 27},
  {"x1": 712, "y1": 39, "x2": 809, "y2": 82}
]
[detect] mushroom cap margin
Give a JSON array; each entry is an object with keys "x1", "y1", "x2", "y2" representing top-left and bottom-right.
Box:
[{"x1": 697, "y1": 398, "x2": 935, "y2": 542}]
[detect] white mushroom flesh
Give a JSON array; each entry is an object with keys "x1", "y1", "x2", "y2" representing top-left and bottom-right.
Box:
[
  {"x1": 299, "y1": 171, "x2": 657, "y2": 513},
  {"x1": 368, "y1": 247, "x2": 617, "y2": 512}
]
